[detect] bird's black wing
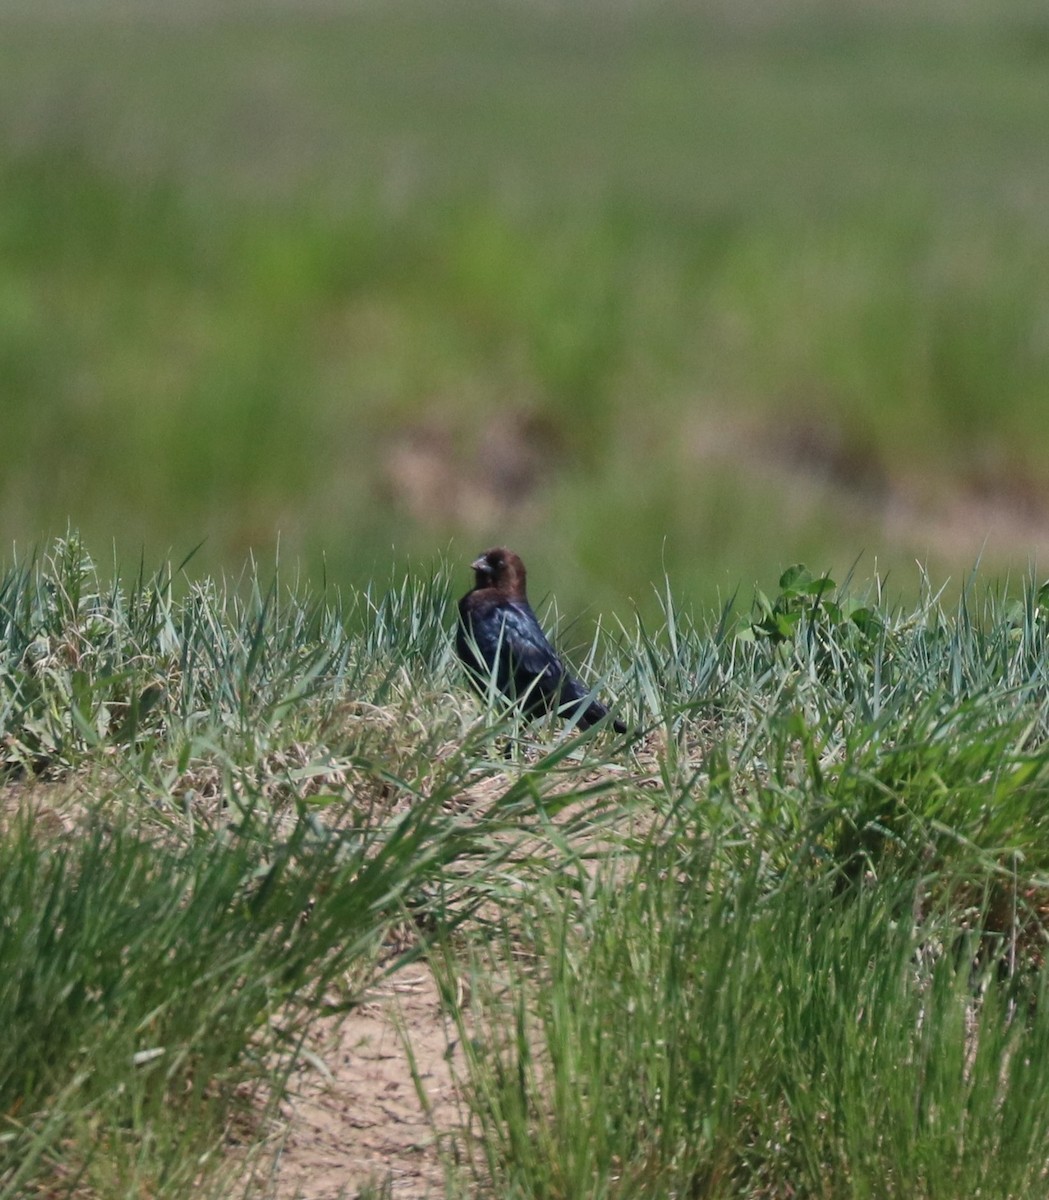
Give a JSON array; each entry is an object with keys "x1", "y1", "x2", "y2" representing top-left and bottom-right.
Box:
[
  {"x1": 495, "y1": 601, "x2": 566, "y2": 705},
  {"x1": 500, "y1": 604, "x2": 625, "y2": 730},
  {"x1": 458, "y1": 596, "x2": 624, "y2": 730},
  {"x1": 458, "y1": 597, "x2": 563, "y2": 705}
]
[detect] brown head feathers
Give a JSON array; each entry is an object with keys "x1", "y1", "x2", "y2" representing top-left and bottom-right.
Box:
[{"x1": 469, "y1": 547, "x2": 528, "y2": 599}]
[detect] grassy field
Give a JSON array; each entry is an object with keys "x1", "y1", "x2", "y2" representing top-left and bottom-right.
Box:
[
  {"x1": 2, "y1": 1, "x2": 1049, "y2": 619},
  {"x1": 4, "y1": 538, "x2": 1049, "y2": 1196},
  {"x1": 4, "y1": 4, "x2": 1049, "y2": 1192}
]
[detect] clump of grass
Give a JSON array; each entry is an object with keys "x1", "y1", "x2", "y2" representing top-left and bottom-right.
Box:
[
  {"x1": 0, "y1": 534, "x2": 461, "y2": 789},
  {"x1": 448, "y1": 826, "x2": 1049, "y2": 1199},
  {"x1": 0, "y1": 806, "x2": 372, "y2": 1197}
]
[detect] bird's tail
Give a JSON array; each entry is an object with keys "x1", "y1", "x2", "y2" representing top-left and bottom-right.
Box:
[{"x1": 577, "y1": 699, "x2": 627, "y2": 734}]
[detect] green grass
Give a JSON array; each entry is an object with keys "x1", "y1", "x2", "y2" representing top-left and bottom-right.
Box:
[
  {"x1": 4, "y1": 539, "x2": 1049, "y2": 1195},
  {"x1": 451, "y1": 859, "x2": 1049, "y2": 1199},
  {"x1": 2, "y1": 1, "x2": 1049, "y2": 617}
]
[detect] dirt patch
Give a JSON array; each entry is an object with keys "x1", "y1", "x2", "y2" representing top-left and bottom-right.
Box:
[
  {"x1": 692, "y1": 411, "x2": 1049, "y2": 566},
  {"x1": 381, "y1": 407, "x2": 559, "y2": 531},
  {"x1": 265, "y1": 738, "x2": 670, "y2": 1200},
  {"x1": 0, "y1": 775, "x2": 96, "y2": 836},
  {"x1": 269, "y1": 967, "x2": 463, "y2": 1200}
]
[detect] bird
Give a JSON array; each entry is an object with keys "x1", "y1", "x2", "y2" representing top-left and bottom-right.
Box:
[{"x1": 456, "y1": 547, "x2": 626, "y2": 733}]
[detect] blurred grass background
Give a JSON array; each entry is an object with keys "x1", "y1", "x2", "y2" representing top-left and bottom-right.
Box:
[{"x1": 3, "y1": 0, "x2": 1049, "y2": 623}]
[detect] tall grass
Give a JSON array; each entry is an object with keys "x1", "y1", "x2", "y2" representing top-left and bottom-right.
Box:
[
  {"x1": 449, "y1": 833, "x2": 1049, "y2": 1197},
  {"x1": 451, "y1": 846, "x2": 1049, "y2": 1198},
  {"x1": 0, "y1": 807, "x2": 426, "y2": 1198}
]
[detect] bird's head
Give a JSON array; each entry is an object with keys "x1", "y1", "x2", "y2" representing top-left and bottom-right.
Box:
[{"x1": 471, "y1": 547, "x2": 527, "y2": 597}]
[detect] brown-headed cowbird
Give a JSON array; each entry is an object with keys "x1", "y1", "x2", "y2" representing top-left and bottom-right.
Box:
[{"x1": 456, "y1": 547, "x2": 626, "y2": 733}]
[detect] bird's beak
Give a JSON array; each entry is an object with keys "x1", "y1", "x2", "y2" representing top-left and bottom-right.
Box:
[{"x1": 471, "y1": 556, "x2": 489, "y2": 572}]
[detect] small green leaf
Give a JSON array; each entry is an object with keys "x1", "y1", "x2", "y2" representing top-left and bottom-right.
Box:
[
  {"x1": 778, "y1": 564, "x2": 813, "y2": 594},
  {"x1": 849, "y1": 607, "x2": 883, "y2": 635},
  {"x1": 775, "y1": 612, "x2": 800, "y2": 638},
  {"x1": 799, "y1": 575, "x2": 836, "y2": 598}
]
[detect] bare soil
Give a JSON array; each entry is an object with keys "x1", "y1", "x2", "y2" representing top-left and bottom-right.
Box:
[
  {"x1": 692, "y1": 411, "x2": 1049, "y2": 566},
  {"x1": 268, "y1": 967, "x2": 462, "y2": 1200}
]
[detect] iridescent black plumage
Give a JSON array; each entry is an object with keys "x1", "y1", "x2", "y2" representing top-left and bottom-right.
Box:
[{"x1": 456, "y1": 547, "x2": 625, "y2": 732}]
